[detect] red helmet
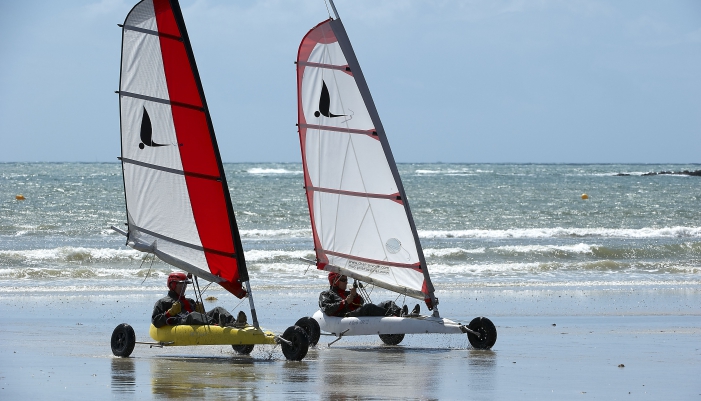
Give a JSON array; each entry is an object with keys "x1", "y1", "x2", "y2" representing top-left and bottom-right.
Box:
[
  {"x1": 167, "y1": 272, "x2": 191, "y2": 290},
  {"x1": 328, "y1": 272, "x2": 341, "y2": 287}
]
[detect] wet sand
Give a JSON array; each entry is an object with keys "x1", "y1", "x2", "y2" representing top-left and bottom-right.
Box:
[{"x1": 1, "y1": 286, "x2": 700, "y2": 400}]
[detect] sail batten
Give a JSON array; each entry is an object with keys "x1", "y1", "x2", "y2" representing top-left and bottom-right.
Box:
[
  {"x1": 118, "y1": 91, "x2": 204, "y2": 111},
  {"x1": 296, "y1": 16, "x2": 436, "y2": 305},
  {"x1": 122, "y1": 24, "x2": 182, "y2": 41},
  {"x1": 306, "y1": 186, "x2": 401, "y2": 201},
  {"x1": 118, "y1": 0, "x2": 248, "y2": 298},
  {"x1": 120, "y1": 157, "x2": 222, "y2": 181}
]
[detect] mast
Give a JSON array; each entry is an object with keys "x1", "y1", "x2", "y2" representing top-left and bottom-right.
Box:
[{"x1": 328, "y1": 0, "x2": 340, "y2": 20}]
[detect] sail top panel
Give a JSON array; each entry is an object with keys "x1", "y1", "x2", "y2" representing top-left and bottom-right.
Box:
[
  {"x1": 296, "y1": 19, "x2": 435, "y2": 301},
  {"x1": 119, "y1": 0, "x2": 247, "y2": 298}
]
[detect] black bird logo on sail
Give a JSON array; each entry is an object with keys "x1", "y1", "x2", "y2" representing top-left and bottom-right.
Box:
[
  {"x1": 138, "y1": 107, "x2": 167, "y2": 149},
  {"x1": 314, "y1": 81, "x2": 346, "y2": 118}
]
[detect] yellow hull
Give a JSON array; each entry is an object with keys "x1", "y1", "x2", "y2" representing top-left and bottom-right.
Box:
[{"x1": 149, "y1": 324, "x2": 277, "y2": 346}]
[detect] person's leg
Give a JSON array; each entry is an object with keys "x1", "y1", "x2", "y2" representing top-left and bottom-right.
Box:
[
  {"x1": 347, "y1": 303, "x2": 387, "y2": 317},
  {"x1": 377, "y1": 300, "x2": 401, "y2": 316},
  {"x1": 182, "y1": 312, "x2": 215, "y2": 325},
  {"x1": 206, "y1": 306, "x2": 234, "y2": 325}
]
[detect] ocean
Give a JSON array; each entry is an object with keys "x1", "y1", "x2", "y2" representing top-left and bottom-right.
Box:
[{"x1": 1, "y1": 162, "x2": 700, "y2": 293}]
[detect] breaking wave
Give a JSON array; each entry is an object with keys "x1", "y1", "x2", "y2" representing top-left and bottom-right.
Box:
[
  {"x1": 0, "y1": 247, "x2": 144, "y2": 265},
  {"x1": 246, "y1": 168, "x2": 302, "y2": 175},
  {"x1": 418, "y1": 226, "x2": 701, "y2": 239},
  {"x1": 239, "y1": 229, "x2": 311, "y2": 238}
]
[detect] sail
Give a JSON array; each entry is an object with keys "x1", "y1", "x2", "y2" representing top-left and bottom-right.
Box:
[
  {"x1": 296, "y1": 18, "x2": 436, "y2": 304},
  {"x1": 117, "y1": 0, "x2": 247, "y2": 298}
]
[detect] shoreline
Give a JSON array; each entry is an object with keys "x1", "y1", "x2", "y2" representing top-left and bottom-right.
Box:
[{"x1": 1, "y1": 286, "x2": 699, "y2": 399}]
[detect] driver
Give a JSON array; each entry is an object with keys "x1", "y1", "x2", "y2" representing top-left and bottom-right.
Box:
[
  {"x1": 152, "y1": 272, "x2": 247, "y2": 328},
  {"x1": 319, "y1": 272, "x2": 410, "y2": 317}
]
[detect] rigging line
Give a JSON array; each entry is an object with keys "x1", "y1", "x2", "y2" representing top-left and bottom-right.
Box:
[
  {"x1": 191, "y1": 275, "x2": 209, "y2": 326},
  {"x1": 323, "y1": 0, "x2": 332, "y2": 19},
  {"x1": 139, "y1": 252, "x2": 155, "y2": 285},
  {"x1": 228, "y1": 296, "x2": 248, "y2": 317}
]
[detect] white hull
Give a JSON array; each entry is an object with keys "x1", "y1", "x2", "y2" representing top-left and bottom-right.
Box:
[{"x1": 312, "y1": 310, "x2": 465, "y2": 336}]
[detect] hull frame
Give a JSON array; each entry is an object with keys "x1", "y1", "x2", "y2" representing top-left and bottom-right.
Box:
[
  {"x1": 312, "y1": 310, "x2": 466, "y2": 336},
  {"x1": 149, "y1": 324, "x2": 277, "y2": 346}
]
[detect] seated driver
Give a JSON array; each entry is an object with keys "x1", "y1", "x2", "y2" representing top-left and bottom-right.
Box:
[
  {"x1": 152, "y1": 272, "x2": 247, "y2": 328},
  {"x1": 319, "y1": 272, "x2": 415, "y2": 317}
]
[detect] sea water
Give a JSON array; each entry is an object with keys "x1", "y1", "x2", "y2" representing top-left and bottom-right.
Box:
[{"x1": 1, "y1": 163, "x2": 699, "y2": 294}]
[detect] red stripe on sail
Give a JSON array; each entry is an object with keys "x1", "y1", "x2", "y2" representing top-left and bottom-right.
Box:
[
  {"x1": 154, "y1": 0, "x2": 244, "y2": 297},
  {"x1": 297, "y1": 20, "x2": 337, "y2": 270}
]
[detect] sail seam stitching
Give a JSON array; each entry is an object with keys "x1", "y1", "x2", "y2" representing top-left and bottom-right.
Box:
[
  {"x1": 132, "y1": 224, "x2": 236, "y2": 258},
  {"x1": 120, "y1": 157, "x2": 221, "y2": 182}
]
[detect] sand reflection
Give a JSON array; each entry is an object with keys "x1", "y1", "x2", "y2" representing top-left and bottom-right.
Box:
[
  {"x1": 319, "y1": 346, "x2": 445, "y2": 399},
  {"x1": 111, "y1": 357, "x2": 136, "y2": 393}
]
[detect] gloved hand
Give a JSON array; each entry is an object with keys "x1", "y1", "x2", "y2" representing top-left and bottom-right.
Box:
[
  {"x1": 195, "y1": 302, "x2": 205, "y2": 313},
  {"x1": 167, "y1": 301, "x2": 181, "y2": 316}
]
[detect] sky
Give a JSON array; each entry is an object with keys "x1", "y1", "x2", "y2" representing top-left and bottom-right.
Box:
[{"x1": 0, "y1": 0, "x2": 699, "y2": 163}]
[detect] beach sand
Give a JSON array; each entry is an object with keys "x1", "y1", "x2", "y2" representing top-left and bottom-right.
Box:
[{"x1": 1, "y1": 286, "x2": 699, "y2": 400}]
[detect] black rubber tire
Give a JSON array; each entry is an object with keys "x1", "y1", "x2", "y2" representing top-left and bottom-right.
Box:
[
  {"x1": 467, "y1": 316, "x2": 497, "y2": 350},
  {"x1": 231, "y1": 344, "x2": 255, "y2": 355},
  {"x1": 379, "y1": 333, "x2": 405, "y2": 345},
  {"x1": 280, "y1": 325, "x2": 309, "y2": 361},
  {"x1": 294, "y1": 317, "x2": 321, "y2": 346},
  {"x1": 111, "y1": 323, "x2": 136, "y2": 357}
]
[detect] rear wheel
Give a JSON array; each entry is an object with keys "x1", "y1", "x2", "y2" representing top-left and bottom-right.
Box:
[
  {"x1": 231, "y1": 344, "x2": 255, "y2": 355},
  {"x1": 467, "y1": 317, "x2": 497, "y2": 350},
  {"x1": 111, "y1": 323, "x2": 136, "y2": 357},
  {"x1": 294, "y1": 317, "x2": 320, "y2": 346},
  {"x1": 280, "y1": 325, "x2": 309, "y2": 361},
  {"x1": 379, "y1": 333, "x2": 405, "y2": 345}
]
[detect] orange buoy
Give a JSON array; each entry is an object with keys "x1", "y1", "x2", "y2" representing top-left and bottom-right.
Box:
[
  {"x1": 15, "y1": 194, "x2": 25, "y2": 201},
  {"x1": 581, "y1": 194, "x2": 589, "y2": 200}
]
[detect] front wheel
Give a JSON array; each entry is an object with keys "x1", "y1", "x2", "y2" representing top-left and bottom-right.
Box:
[
  {"x1": 467, "y1": 317, "x2": 497, "y2": 350},
  {"x1": 111, "y1": 323, "x2": 136, "y2": 357},
  {"x1": 280, "y1": 325, "x2": 309, "y2": 361},
  {"x1": 232, "y1": 344, "x2": 255, "y2": 355},
  {"x1": 295, "y1": 317, "x2": 320, "y2": 346},
  {"x1": 379, "y1": 333, "x2": 405, "y2": 345}
]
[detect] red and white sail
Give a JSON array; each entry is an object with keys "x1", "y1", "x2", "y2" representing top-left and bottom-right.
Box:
[
  {"x1": 296, "y1": 18, "x2": 436, "y2": 305},
  {"x1": 117, "y1": 0, "x2": 247, "y2": 298}
]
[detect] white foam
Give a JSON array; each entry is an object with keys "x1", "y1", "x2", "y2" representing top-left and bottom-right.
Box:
[
  {"x1": 243, "y1": 249, "x2": 315, "y2": 262},
  {"x1": 0, "y1": 247, "x2": 144, "y2": 262},
  {"x1": 415, "y1": 168, "x2": 481, "y2": 175},
  {"x1": 246, "y1": 168, "x2": 302, "y2": 175},
  {"x1": 423, "y1": 247, "x2": 486, "y2": 257},
  {"x1": 493, "y1": 243, "x2": 596, "y2": 254},
  {"x1": 418, "y1": 226, "x2": 701, "y2": 239},
  {"x1": 239, "y1": 229, "x2": 311, "y2": 238}
]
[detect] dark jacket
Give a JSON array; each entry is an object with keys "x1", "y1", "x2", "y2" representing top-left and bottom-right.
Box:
[
  {"x1": 319, "y1": 287, "x2": 364, "y2": 316},
  {"x1": 151, "y1": 290, "x2": 195, "y2": 328}
]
